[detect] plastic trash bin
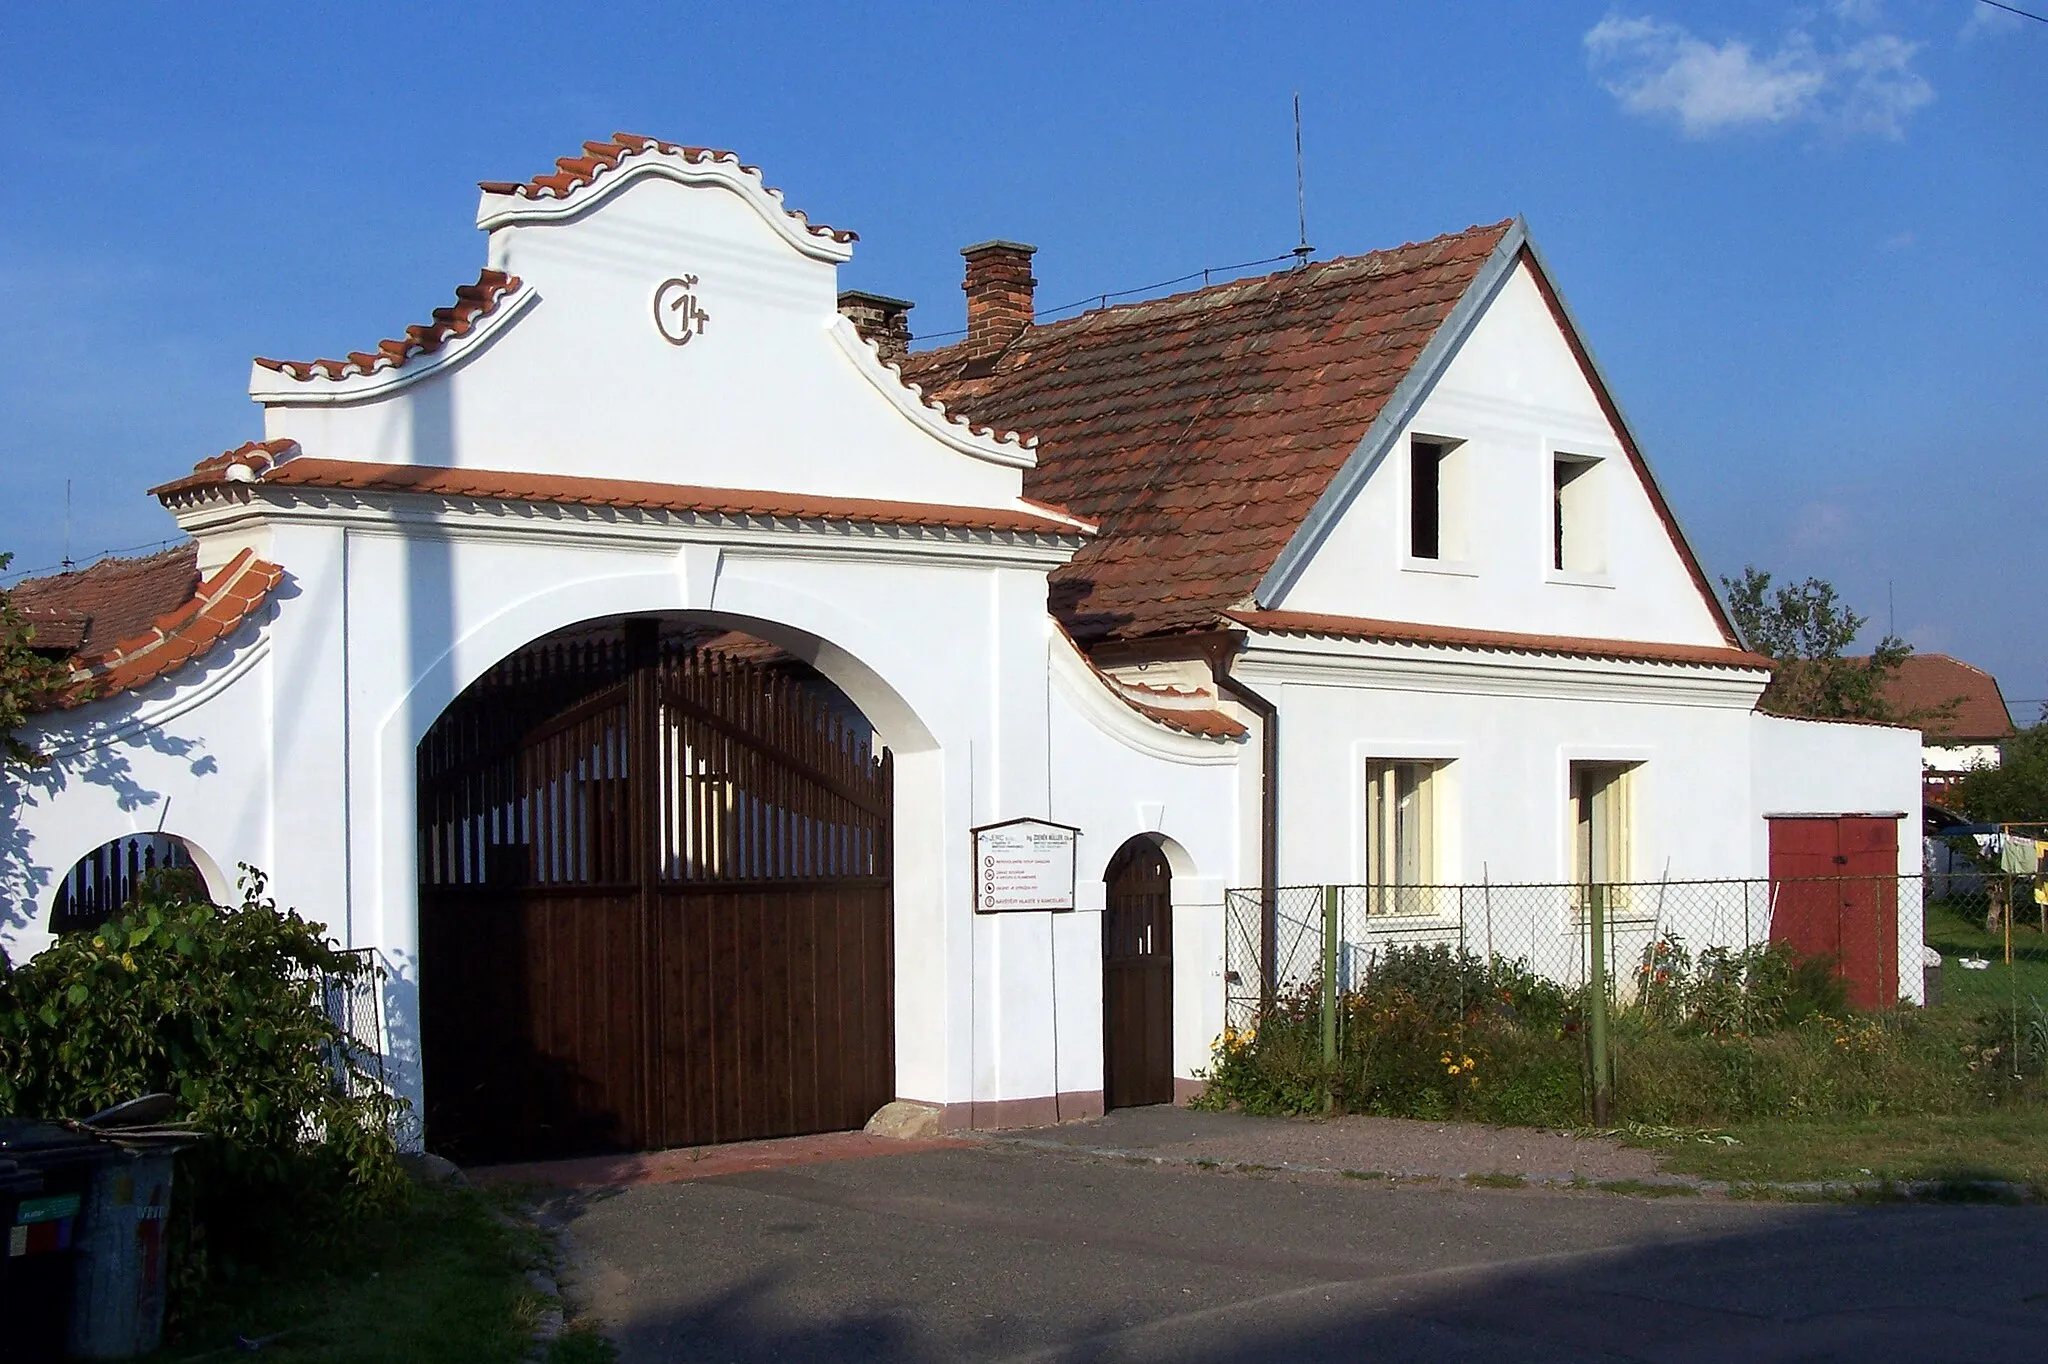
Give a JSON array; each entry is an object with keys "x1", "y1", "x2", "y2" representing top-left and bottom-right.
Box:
[
  {"x1": 0, "y1": 1119, "x2": 109, "y2": 1364},
  {"x1": 67, "y1": 1146, "x2": 176, "y2": 1360}
]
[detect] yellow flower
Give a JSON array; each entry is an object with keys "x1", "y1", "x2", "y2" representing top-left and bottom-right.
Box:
[{"x1": 120, "y1": 952, "x2": 136, "y2": 973}]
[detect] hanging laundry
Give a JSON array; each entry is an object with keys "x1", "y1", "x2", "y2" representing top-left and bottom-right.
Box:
[{"x1": 2001, "y1": 835, "x2": 2040, "y2": 875}]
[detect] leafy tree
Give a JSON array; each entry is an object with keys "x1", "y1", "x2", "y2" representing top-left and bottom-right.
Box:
[
  {"x1": 0, "y1": 550, "x2": 75, "y2": 768},
  {"x1": 1723, "y1": 566, "x2": 1916, "y2": 721},
  {"x1": 1950, "y1": 719, "x2": 2048, "y2": 824}
]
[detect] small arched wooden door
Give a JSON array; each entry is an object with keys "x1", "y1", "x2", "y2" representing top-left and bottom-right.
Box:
[{"x1": 1103, "y1": 838, "x2": 1174, "y2": 1110}]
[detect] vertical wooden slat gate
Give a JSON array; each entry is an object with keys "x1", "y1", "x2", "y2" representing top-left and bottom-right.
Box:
[
  {"x1": 1103, "y1": 838, "x2": 1175, "y2": 1110},
  {"x1": 418, "y1": 624, "x2": 894, "y2": 1165}
]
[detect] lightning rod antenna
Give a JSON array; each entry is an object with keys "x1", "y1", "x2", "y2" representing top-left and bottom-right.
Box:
[
  {"x1": 1292, "y1": 93, "x2": 1313, "y2": 268},
  {"x1": 63, "y1": 479, "x2": 74, "y2": 571}
]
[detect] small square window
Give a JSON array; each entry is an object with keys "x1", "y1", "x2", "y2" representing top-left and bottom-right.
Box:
[{"x1": 1408, "y1": 437, "x2": 1468, "y2": 564}]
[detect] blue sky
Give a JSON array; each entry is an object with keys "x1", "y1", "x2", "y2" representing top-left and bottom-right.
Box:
[{"x1": 2, "y1": 2, "x2": 2041, "y2": 714}]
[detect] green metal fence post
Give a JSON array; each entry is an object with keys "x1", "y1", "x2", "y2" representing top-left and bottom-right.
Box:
[
  {"x1": 1588, "y1": 883, "x2": 1610, "y2": 1125},
  {"x1": 1321, "y1": 884, "x2": 1339, "y2": 1110}
]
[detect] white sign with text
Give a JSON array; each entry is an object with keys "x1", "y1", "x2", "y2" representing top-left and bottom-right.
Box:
[{"x1": 973, "y1": 819, "x2": 1079, "y2": 913}]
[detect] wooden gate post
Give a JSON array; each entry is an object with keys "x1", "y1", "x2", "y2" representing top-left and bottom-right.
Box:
[
  {"x1": 1588, "y1": 884, "x2": 1610, "y2": 1126},
  {"x1": 625, "y1": 617, "x2": 661, "y2": 1148},
  {"x1": 1321, "y1": 885, "x2": 1339, "y2": 1111}
]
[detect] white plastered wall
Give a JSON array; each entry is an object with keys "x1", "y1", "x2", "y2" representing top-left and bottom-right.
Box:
[{"x1": 1275, "y1": 260, "x2": 1727, "y2": 648}]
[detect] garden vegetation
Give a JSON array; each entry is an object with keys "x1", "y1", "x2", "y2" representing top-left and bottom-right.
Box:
[
  {"x1": 0, "y1": 865, "x2": 409, "y2": 1331},
  {"x1": 1197, "y1": 938, "x2": 2042, "y2": 1128}
]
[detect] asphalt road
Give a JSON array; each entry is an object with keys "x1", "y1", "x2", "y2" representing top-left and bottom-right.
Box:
[{"x1": 545, "y1": 1141, "x2": 2048, "y2": 1362}]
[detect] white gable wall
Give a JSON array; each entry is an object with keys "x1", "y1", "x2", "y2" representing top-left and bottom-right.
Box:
[
  {"x1": 1275, "y1": 261, "x2": 1727, "y2": 647},
  {"x1": 261, "y1": 173, "x2": 1030, "y2": 509}
]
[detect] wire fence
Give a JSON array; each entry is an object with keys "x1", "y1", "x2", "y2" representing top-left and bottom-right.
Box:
[
  {"x1": 1224, "y1": 873, "x2": 2045, "y2": 1104},
  {"x1": 312, "y1": 947, "x2": 391, "y2": 1111}
]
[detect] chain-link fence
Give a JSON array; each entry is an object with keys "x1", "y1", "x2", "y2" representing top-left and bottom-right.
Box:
[
  {"x1": 1226, "y1": 877, "x2": 1937, "y2": 1028},
  {"x1": 313, "y1": 947, "x2": 390, "y2": 1107}
]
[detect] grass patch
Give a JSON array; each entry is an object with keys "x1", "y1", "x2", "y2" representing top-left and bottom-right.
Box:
[
  {"x1": 1590, "y1": 1179, "x2": 1698, "y2": 1199},
  {"x1": 1633, "y1": 1109, "x2": 2048, "y2": 1186},
  {"x1": 1464, "y1": 1172, "x2": 1527, "y2": 1189},
  {"x1": 1925, "y1": 901, "x2": 2048, "y2": 1013},
  {"x1": 158, "y1": 1183, "x2": 568, "y2": 1364}
]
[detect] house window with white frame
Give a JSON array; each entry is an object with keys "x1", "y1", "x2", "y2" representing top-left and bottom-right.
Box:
[
  {"x1": 1571, "y1": 761, "x2": 1635, "y2": 915},
  {"x1": 1365, "y1": 759, "x2": 1446, "y2": 916}
]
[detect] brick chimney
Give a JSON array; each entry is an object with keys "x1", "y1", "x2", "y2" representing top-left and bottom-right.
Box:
[
  {"x1": 836, "y1": 290, "x2": 915, "y2": 364},
  {"x1": 961, "y1": 240, "x2": 1036, "y2": 362}
]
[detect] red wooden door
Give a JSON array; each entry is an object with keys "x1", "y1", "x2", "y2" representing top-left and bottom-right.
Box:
[
  {"x1": 1104, "y1": 839, "x2": 1174, "y2": 1110},
  {"x1": 1767, "y1": 815, "x2": 1900, "y2": 1010}
]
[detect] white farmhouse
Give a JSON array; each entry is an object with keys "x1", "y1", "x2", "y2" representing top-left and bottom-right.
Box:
[{"x1": 1, "y1": 134, "x2": 1920, "y2": 1161}]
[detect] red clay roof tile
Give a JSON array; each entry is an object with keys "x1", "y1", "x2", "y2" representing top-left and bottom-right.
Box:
[
  {"x1": 11, "y1": 548, "x2": 286, "y2": 712},
  {"x1": 479, "y1": 132, "x2": 856, "y2": 245},
  {"x1": 1231, "y1": 609, "x2": 1774, "y2": 671},
  {"x1": 254, "y1": 271, "x2": 522, "y2": 382},
  {"x1": 1863, "y1": 653, "x2": 2015, "y2": 741},
  {"x1": 153, "y1": 456, "x2": 1095, "y2": 537},
  {"x1": 899, "y1": 223, "x2": 1514, "y2": 642}
]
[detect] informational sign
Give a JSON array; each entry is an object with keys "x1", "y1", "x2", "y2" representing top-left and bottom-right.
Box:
[
  {"x1": 653, "y1": 274, "x2": 711, "y2": 346},
  {"x1": 973, "y1": 818, "x2": 1080, "y2": 913}
]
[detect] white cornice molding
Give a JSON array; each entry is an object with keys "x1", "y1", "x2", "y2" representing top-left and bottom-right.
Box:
[
  {"x1": 168, "y1": 487, "x2": 1086, "y2": 572},
  {"x1": 476, "y1": 154, "x2": 856, "y2": 264},
  {"x1": 1236, "y1": 633, "x2": 1768, "y2": 710},
  {"x1": 827, "y1": 317, "x2": 1040, "y2": 471},
  {"x1": 247, "y1": 284, "x2": 541, "y2": 407},
  {"x1": 1048, "y1": 630, "x2": 1241, "y2": 766}
]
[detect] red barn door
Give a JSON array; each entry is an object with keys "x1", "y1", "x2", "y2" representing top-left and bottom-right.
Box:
[{"x1": 1766, "y1": 815, "x2": 1901, "y2": 1011}]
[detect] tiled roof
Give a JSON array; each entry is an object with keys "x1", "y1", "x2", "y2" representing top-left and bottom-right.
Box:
[
  {"x1": 151, "y1": 456, "x2": 1095, "y2": 537},
  {"x1": 1231, "y1": 610, "x2": 1774, "y2": 671},
  {"x1": 478, "y1": 132, "x2": 856, "y2": 245},
  {"x1": 898, "y1": 223, "x2": 1514, "y2": 642},
  {"x1": 8, "y1": 545, "x2": 201, "y2": 661},
  {"x1": 253, "y1": 270, "x2": 522, "y2": 382},
  {"x1": 8, "y1": 548, "x2": 283, "y2": 712},
  {"x1": 1867, "y1": 653, "x2": 2015, "y2": 741}
]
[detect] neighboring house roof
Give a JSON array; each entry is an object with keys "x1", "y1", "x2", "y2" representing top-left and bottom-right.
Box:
[
  {"x1": 1867, "y1": 653, "x2": 2016, "y2": 742},
  {"x1": 9, "y1": 545, "x2": 201, "y2": 660},
  {"x1": 898, "y1": 221, "x2": 1738, "y2": 649},
  {"x1": 7, "y1": 547, "x2": 283, "y2": 711}
]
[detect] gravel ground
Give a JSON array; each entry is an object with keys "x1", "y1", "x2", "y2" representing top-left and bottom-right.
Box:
[{"x1": 984, "y1": 1106, "x2": 1666, "y2": 1182}]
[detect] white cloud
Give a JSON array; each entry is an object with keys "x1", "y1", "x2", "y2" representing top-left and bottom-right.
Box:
[
  {"x1": 1585, "y1": 13, "x2": 1933, "y2": 139},
  {"x1": 1962, "y1": 4, "x2": 2027, "y2": 41}
]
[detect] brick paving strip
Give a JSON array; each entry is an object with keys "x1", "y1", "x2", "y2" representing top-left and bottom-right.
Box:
[{"x1": 468, "y1": 1130, "x2": 972, "y2": 1190}]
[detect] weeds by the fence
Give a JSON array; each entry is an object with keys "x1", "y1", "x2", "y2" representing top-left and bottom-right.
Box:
[{"x1": 1198, "y1": 933, "x2": 2040, "y2": 1128}]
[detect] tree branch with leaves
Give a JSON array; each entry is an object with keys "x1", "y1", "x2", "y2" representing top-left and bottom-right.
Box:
[
  {"x1": 1722, "y1": 566, "x2": 1922, "y2": 722},
  {"x1": 1, "y1": 551, "x2": 74, "y2": 770}
]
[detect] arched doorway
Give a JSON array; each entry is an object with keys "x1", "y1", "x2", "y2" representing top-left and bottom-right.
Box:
[
  {"x1": 1103, "y1": 837, "x2": 1173, "y2": 1110},
  {"x1": 416, "y1": 617, "x2": 895, "y2": 1163}
]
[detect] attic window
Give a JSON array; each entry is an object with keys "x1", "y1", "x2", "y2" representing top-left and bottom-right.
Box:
[
  {"x1": 1552, "y1": 453, "x2": 1604, "y2": 574},
  {"x1": 1408, "y1": 437, "x2": 1466, "y2": 562}
]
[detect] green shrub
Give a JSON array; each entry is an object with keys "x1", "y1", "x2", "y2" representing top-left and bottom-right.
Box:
[
  {"x1": 1198, "y1": 942, "x2": 2036, "y2": 1130},
  {"x1": 0, "y1": 866, "x2": 408, "y2": 1322}
]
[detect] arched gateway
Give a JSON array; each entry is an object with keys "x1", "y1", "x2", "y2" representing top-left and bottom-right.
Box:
[{"x1": 417, "y1": 618, "x2": 893, "y2": 1163}]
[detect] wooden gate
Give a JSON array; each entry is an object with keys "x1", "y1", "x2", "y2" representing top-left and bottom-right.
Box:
[
  {"x1": 1103, "y1": 838, "x2": 1174, "y2": 1110},
  {"x1": 418, "y1": 621, "x2": 894, "y2": 1164},
  {"x1": 1767, "y1": 814, "x2": 1900, "y2": 1011}
]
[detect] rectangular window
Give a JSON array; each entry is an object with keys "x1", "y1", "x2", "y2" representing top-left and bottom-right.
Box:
[
  {"x1": 1366, "y1": 759, "x2": 1444, "y2": 915},
  {"x1": 1571, "y1": 761, "x2": 1634, "y2": 888},
  {"x1": 1410, "y1": 440, "x2": 1443, "y2": 560},
  {"x1": 1552, "y1": 454, "x2": 1602, "y2": 573}
]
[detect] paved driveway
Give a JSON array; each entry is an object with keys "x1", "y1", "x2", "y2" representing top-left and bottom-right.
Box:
[{"x1": 542, "y1": 1135, "x2": 2048, "y2": 1362}]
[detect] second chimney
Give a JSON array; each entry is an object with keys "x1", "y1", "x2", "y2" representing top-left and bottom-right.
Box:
[
  {"x1": 961, "y1": 240, "x2": 1036, "y2": 362},
  {"x1": 837, "y1": 290, "x2": 915, "y2": 363}
]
